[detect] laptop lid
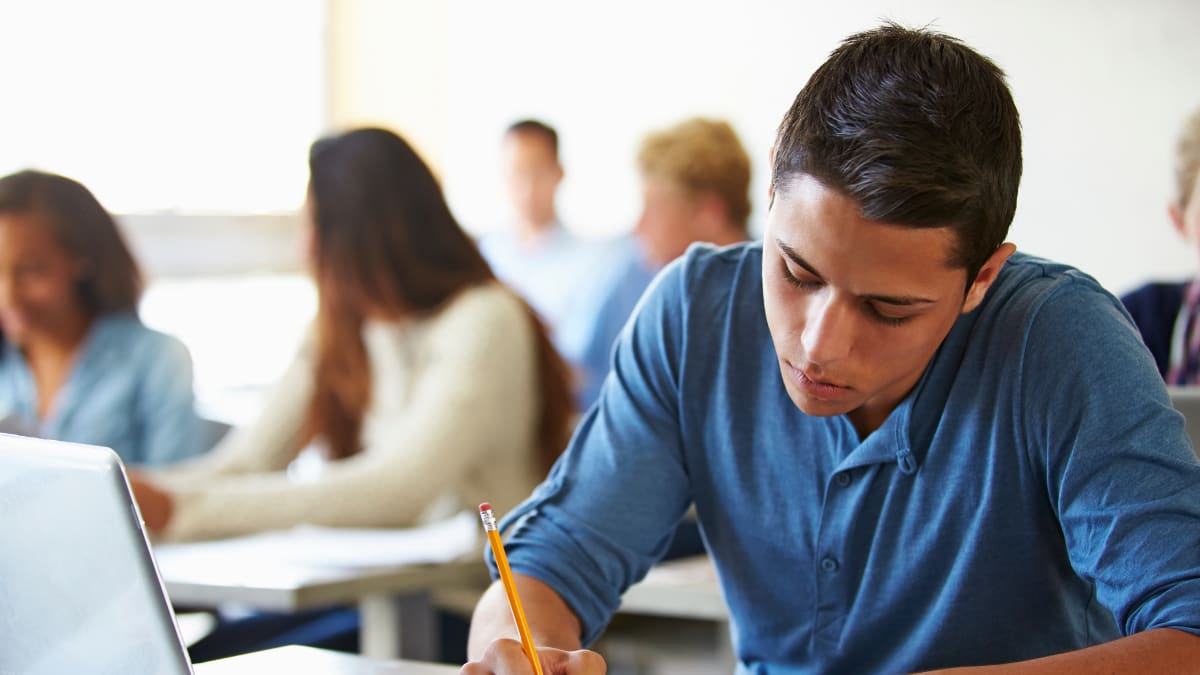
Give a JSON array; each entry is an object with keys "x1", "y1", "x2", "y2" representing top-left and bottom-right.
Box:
[{"x1": 0, "y1": 435, "x2": 193, "y2": 674}]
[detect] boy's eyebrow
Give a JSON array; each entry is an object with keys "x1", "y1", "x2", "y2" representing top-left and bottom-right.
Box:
[
  {"x1": 774, "y1": 237, "x2": 937, "y2": 307},
  {"x1": 776, "y1": 238, "x2": 823, "y2": 279}
]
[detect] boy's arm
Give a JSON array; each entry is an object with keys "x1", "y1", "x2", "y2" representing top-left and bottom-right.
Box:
[
  {"x1": 916, "y1": 628, "x2": 1200, "y2": 674},
  {"x1": 464, "y1": 574, "x2": 605, "y2": 675}
]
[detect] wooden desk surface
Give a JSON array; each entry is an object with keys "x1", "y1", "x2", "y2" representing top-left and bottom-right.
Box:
[{"x1": 194, "y1": 646, "x2": 458, "y2": 674}]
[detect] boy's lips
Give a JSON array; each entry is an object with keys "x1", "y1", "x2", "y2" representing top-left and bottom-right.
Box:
[{"x1": 788, "y1": 362, "x2": 855, "y2": 400}]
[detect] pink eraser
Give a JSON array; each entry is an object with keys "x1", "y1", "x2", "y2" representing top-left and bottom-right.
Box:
[{"x1": 479, "y1": 502, "x2": 492, "y2": 512}]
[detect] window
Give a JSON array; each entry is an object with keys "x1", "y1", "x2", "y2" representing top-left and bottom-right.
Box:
[{"x1": 0, "y1": 0, "x2": 326, "y2": 214}]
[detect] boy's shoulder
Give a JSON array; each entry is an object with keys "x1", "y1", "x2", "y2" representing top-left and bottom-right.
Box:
[
  {"x1": 671, "y1": 240, "x2": 763, "y2": 294},
  {"x1": 985, "y1": 251, "x2": 1118, "y2": 318}
]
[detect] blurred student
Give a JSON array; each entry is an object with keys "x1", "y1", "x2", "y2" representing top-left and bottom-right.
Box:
[
  {"x1": 566, "y1": 117, "x2": 751, "y2": 409},
  {"x1": 130, "y1": 127, "x2": 574, "y2": 543},
  {"x1": 1122, "y1": 107, "x2": 1200, "y2": 382},
  {"x1": 0, "y1": 169, "x2": 207, "y2": 466},
  {"x1": 479, "y1": 120, "x2": 599, "y2": 348}
]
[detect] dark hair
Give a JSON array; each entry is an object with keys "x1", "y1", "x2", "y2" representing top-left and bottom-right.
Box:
[
  {"x1": 772, "y1": 23, "x2": 1022, "y2": 281},
  {"x1": 0, "y1": 169, "x2": 143, "y2": 315},
  {"x1": 305, "y1": 127, "x2": 574, "y2": 469},
  {"x1": 505, "y1": 119, "x2": 559, "y2": 159}
]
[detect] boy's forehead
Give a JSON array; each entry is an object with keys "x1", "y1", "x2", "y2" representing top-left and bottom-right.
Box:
[{"x1": 769, "y1": 179, "x2": 964, "y2": 278}]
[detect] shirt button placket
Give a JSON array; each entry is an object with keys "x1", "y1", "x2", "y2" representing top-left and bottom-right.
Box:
[{"x1": 814, "y1": 469, "x2": 853, "y2": 650}]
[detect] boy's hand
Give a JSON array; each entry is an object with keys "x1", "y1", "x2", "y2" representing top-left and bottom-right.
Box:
[{"x1": 460, "y1": 638, "x2": 606, "y2": 675}]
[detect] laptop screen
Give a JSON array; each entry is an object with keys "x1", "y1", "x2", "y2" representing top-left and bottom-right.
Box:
[{"x1": 0, "y1": 435, "x2": 192, "y2": 674}]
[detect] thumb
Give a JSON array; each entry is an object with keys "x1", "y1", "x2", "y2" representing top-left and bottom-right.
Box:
[{"x1": 546, "y1": 648, "x2": 605, "y2": 674}]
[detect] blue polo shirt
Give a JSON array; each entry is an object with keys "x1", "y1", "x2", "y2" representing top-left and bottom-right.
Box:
[
  {"x1": 497, "y1": 243, "x2": 1200, "y2": 673},
  {"x1": 0, "y1": 313, "x2": 208, "y2": 466}
]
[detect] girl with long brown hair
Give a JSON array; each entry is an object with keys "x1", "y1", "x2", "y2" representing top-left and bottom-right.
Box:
[{"x1": 131, "y1": 127, "x2": 574, "y2": 542}]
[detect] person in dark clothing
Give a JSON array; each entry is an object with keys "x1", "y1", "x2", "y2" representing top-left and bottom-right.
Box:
[{"x1": 1121, "y1": 107, "x2": 1200, "y2": 382}]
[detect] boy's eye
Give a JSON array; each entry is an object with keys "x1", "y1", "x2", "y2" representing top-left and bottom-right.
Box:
[
  {"x1": 781, "y1": 262, "x2": 820, "y2": 290},
  {"x1": 868, "y1": 305, "x2": 912, "y2": 327},
  {"x1": 782, "y1": 259, "x2": 914, "y2": 327}
]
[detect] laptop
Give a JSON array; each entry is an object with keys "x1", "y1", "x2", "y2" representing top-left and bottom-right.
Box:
[
  {"x1": 0, "y1": 434, "x2": 193, "y2": 674},
  {"x1": 1168, "y1": 386, "x2": 1200, "y2": 454}
]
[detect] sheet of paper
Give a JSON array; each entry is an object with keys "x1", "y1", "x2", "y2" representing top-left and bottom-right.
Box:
[{"x1": 154, "y1": 510, "x2": 482, "y2": 580}]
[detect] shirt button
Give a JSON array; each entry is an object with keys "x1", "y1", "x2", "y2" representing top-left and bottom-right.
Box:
[
  {"x1": 835, "y1": 473, "x2": 851, "y2": 487},
  {"x1": 820, "y1": 557, "x2": 839, "y2": 572}
]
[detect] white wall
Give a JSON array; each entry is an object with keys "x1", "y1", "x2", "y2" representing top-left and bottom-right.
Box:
[
  {"x1": 420, "y1": 0, "x2": 1200, "y2": 296},
  {"x1": 3, "y1": 1, "x2": 1193, "y2": 296},
  {"x1": 327, "y1": 1, "x2": 451, "y2": 173}
]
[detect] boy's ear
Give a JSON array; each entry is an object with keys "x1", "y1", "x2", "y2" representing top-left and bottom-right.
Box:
[
  {"x1": 767, "y1": 145, "x2": 777, "y2": 206},
  {"x1": 961, "y1": 243, "x2": 1017, "y2": 313}
]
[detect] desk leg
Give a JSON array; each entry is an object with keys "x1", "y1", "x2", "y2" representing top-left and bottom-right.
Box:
[
  {"x1": 359, "y1": 592, "x2": 440, "y2": 661},
  {"x1": 716, "y1": 620, "x2": 735, "y2": 670}
]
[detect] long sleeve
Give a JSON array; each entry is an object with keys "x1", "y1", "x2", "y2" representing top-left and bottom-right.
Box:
[
  {"x1": 500, "y1": 257, "x2": 694, "y2": 645},
  {"x1": 1023, "y1": 279, "x2": 1200, "y2": 636},
  {"x1": 159, "y1": 284, "x2": 541, "y2": 542}
]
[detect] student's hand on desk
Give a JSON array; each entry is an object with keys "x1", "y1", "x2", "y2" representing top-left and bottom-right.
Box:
[
  {"x1": 460, "y1": 638, "x2": 606, "y2": 674},
  {"x1": 126, "y1": 472, "x2": 173, "y2": 533}
]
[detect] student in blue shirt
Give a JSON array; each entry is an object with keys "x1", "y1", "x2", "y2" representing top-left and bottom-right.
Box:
[
  {"x1": 462, "y1": 24, "x2": 1200, "y2": 675},
  {"x1": 479, "y1": 120, "x2": 593, "y2": 336},
  {"x1": 0, "y1": 170, "x2": 207, "y2": 466},
  {"x1": 479, "y1": 119, "x2": 605, "y2": 404}
]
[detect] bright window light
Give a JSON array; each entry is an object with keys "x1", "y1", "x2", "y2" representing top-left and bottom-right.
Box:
[{"x1": 0, "y1": 0, "x2": 325, "y2": 213}]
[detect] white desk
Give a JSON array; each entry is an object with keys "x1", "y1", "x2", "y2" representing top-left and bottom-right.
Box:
[
  {"x1": 194, "y1": 645, "x2": 458, "y2": 674},
  {"x1": 618, "y1": 555, "x2": 734, "y2": 668},
  {"x1": 619, "y1": 555, "x2": 727, "y2": 620},
  {"x1": 434, "y1": 555, "x2": 731, "y2": 624},
  {"x1": 175, "y1": 611, "x2": 217, "y2": 646},
  {"x1": 157, "y1": 551, "x2": 486, "y2": 660}
]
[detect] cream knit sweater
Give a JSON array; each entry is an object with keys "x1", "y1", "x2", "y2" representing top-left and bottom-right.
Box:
[{"x1": 155, "y1": 282, "x2": 542, "y2": 542}]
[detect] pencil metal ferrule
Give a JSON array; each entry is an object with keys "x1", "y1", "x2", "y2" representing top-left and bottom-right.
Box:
[{"x1": 480, "y1": 507, "x2": 498, "y2": 532}]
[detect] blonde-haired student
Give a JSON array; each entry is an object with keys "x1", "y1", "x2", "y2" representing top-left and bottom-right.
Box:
[
  {"x1": 1122, "y1": 107, "x2": 1200, "y2": 382},
  {"x1": 566, "y1": 117, "x2": 753, "y2": 410}
]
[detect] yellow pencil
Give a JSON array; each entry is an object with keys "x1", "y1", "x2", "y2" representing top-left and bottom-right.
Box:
[{"x1": 479, "y1": 502, "x2": 544, "y2": 675}]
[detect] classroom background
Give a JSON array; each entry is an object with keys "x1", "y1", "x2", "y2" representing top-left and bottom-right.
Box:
[{"x1": 1, "y1": 0, "x2": 1197, "y2": 420}]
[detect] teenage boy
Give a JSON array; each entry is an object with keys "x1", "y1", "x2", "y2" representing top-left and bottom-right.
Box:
[{"x1": 463, "y1": 24, "x2": 1200, "y2": 674}]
